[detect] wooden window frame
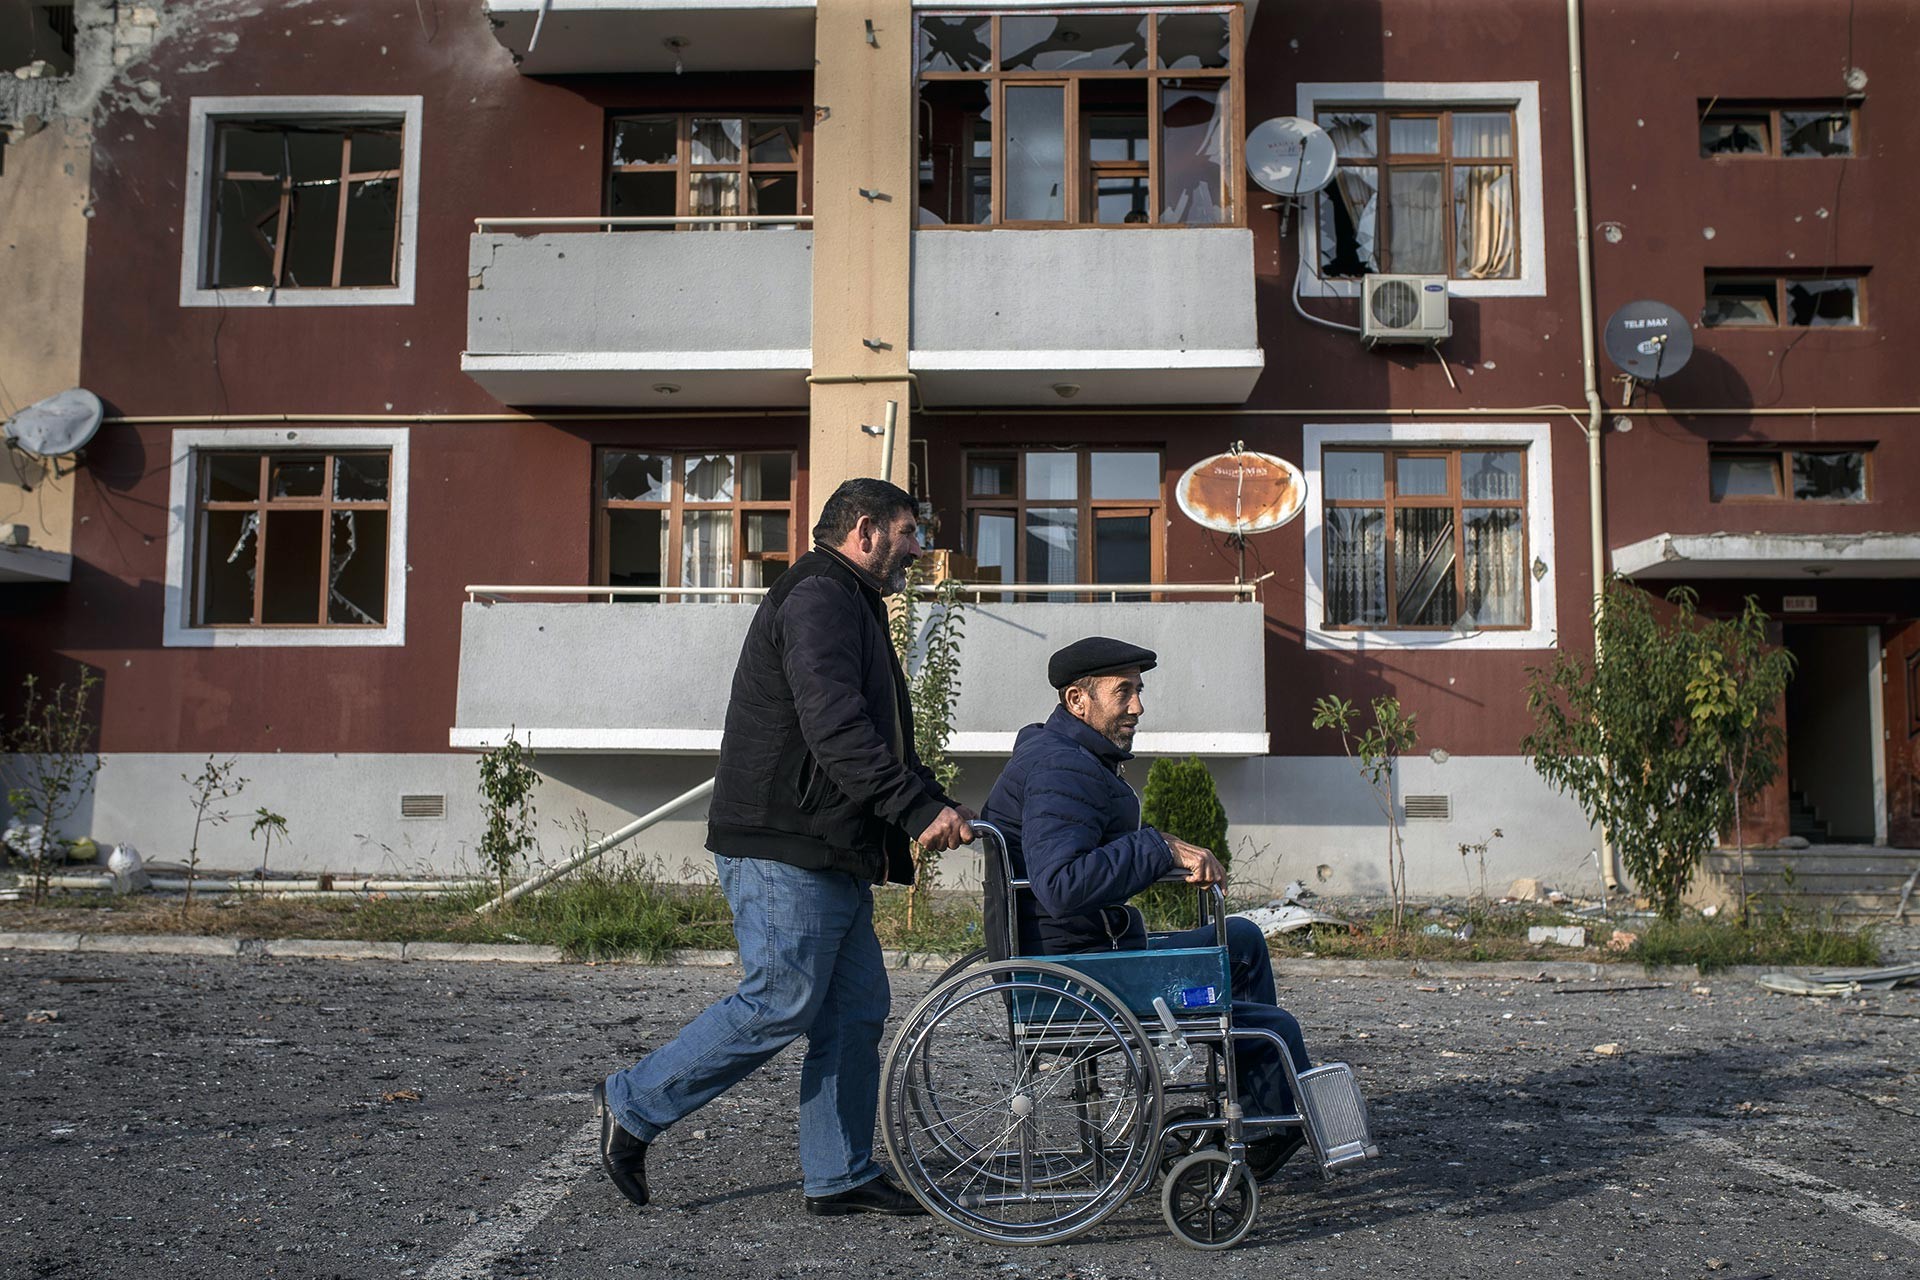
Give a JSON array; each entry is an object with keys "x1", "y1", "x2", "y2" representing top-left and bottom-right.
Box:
[
  {"x1": 1708, "y1": 446, "x2": 1872, "y2": 504},
  {"x1": 604, "y1": 112, "x2": 807, "y2": 224},
  {"x1": 593, "y1": 449, "x2": 799, "y2": 595},
  {"x1": 193, "y1": 450, "x2": 392, "y2": 629},
  {"x1": 915, "y1": 7, "x2": 1245, "y2": 229},
  {"x1": 1697, "y1": 100, "x2": 1857, "y2": 159},
  {"x1": 961, "y1": 448, "x2": 1166, "y2": 592},
  {"x1": 1321, "y1": 446, "x2": 1530, "y2": 631},
  {"x1": 210, "y1": 120, "x2": 404, "y2": 289},
  {"x1": 1702, "y1": 270, "x2": 1867, "y2": 329},
  {"x1": 1319, "y1": 105, "x2": 1520, "y2": 280}
]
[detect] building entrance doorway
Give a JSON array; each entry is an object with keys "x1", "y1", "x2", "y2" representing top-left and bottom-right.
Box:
[{"x1": 1782, "y1": 624, "x2": 1880, "y2": 845}]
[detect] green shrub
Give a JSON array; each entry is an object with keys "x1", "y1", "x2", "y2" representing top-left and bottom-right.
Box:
[{"x1": 1134, "y1": 755, "x2": 1229, "y2": 929}]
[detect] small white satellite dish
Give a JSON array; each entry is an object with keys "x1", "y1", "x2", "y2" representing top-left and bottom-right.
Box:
[
  {"x1": 1246, "y1": 117, "x2": 1338, "y2": 197},
  {"x1": 3, "y1": 388, "x2": 104, "y2": 457}
]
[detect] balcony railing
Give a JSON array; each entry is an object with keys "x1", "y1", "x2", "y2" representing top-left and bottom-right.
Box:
[{"x1": 451, "y1": 582, "x2": 1270, "y2": 755}]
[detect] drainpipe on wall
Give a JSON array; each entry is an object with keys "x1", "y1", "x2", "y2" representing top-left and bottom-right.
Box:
[{"x1": 1566, "y1": 0, "x2": 1621, "y2": 891}]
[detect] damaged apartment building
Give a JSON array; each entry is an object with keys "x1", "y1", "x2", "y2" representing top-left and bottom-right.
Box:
[{"x1": 2, "y1": 0, "x2": 1917, "y2": 903}]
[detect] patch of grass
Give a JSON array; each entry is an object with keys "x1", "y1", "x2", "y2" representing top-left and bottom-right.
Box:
[
  {"x1": 1633, "y1": 914, "x2": 1881, "y2": 973},
  {"x1": 1269, "y1": 904, "x2": 1627, "y2": 963}
]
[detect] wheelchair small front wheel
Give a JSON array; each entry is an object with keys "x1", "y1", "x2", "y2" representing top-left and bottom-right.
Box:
[{"x1": 1161, "y1": 1150, "x2": 1257, "y2": 1250}]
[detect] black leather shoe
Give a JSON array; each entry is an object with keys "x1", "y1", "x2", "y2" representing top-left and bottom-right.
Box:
[
  {"x1": 593, "y1": 1082, "x2": 650, "y2": 1207},
  {"x1": 1247, "y1": 1131, "x2": 1306, "y2": 1182},
  {"x1": 804, "y1": 1172, "x2": 927, "y2": 1217}
]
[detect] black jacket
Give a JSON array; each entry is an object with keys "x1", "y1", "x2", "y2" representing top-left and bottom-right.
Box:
[
  {"x1": 980, "y1": 706, "x2": 1175, "y2": 955},
  {"x1": 707, "y1": 545, "x2": 951, "y2": 883}
]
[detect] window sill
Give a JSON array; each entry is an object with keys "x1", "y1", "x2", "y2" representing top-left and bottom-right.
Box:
[
  {"x1": 163, "y1": 624, "x2": 406, "y2": 649},
  {"x1": 1305, "y1": 624, "x2": 1559, "y2": 652},
  {"x1": 179, "y1": 285, "x2": 414, "y2": 309}
]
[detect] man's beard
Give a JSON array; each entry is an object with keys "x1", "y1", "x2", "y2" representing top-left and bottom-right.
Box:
[
  {"x1": 872, "y1": 530, "x2": 914, "y2": 593},
  {"x1": 1098, "y1": 713, "x2": 1139, "y2": 750}
]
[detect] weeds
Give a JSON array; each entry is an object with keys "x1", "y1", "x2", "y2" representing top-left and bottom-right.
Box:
[{"x1": 1634, "y1": 915, "x2": 1881, "y2": 973}]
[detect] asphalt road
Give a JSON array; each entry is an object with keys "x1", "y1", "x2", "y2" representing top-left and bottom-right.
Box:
[{"x1": 2, "y1": 951, "x2": 1916, "y2": 1280}]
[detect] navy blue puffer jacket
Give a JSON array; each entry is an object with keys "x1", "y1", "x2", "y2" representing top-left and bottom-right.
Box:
[{"x1": 981, "y1": 705, "x2": 1175, "y2": 954}]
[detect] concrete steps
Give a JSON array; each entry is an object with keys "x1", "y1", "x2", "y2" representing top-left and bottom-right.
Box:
[{"x1": 1701, "y1": 847, "x2": 1920, "y2": 921}]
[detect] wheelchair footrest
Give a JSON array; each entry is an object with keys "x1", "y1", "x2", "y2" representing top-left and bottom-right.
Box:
[{"x1": 1296, "y1": 1062, "x2": 1380, "y2": 1171}]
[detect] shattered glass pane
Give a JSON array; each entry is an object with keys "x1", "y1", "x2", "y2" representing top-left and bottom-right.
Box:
[
  {"x1": 611, "y1": 116, "x2": 676, "y2": 167},
  {"x1": 1319, "y1": 166, "x2": 1379, "y2": 277},
  {"x1": 749, "y1": 118, "x2": 800, "y2": 164},
  {"x1": 690, "y1": 118, "x2": 744, "y2": 165},
  {"x1": 220, "y1": 126, "x2": 287, "y2": 177},
  {"x1": 1026, "y1": 452, "x2": 1077, "y2": 501},
  {"x1": 916, "y1": 17, "x2": 991, "y2": 73},
  {"x1": 339, "y1": 175, "x2": 399, "y2": 286},
  {"x1": 1786, "y1": 277, "x2": 1860, "y2": 326},
  {"x1": 1160, "y1": 81, "x2": 1229, "y2": 225},
  {"x1": 328, "y1": 509, "x2": 387, "y2": 625},
  {"x1": 1792, "y1": 451, "x2": 1866, "y2": 501},
  {"x1": 684, "y1": 454, "x2": 736, "y2": 503},
  {"x1": 1702, "y1": 277, "x2": 1776, "y2": 326},
  {"x1": 333, "y1": 454, "x2": 390, "y2": 502},
  {"x1": 1709, "y1": 454, "x2": 1782, "y2": 500},
  {"x1": 1700, "y1": 117, "x2": 1768, "y2": 156},
  {"x1": 204, "y1": 454, "x2": 260, "y2": 502},
  {"x1": 608, "y1": 509, "x2": 666, "y2": 590},
  {"x1": 609, "y1": 172, "x2": 675, "y2": 222},
  {"x1": 603, "y1": 453, "x2": 669, "y2": 503},
  {"x1": 261, "y1": 510, "x2": 324, "y2": 624},
  {"x1": 201, "y1": 510, "x2": 259, "y2": 625},
  {"x1": 752, "y1": 173, "x2": 799, "y2": 225},
  {"x1": 1005, "y1": 85, "x2": 1066, "y2": 221},
  {"x1": 212, "y1": 179, "x2": 281, "y2": 287},
  {"x1": 1317, "y1": 112, "x2": 1377, "y2": 160},
  {"x1": 1388, "y1": 116, "x2": 1439, "y2": 155},
  {"x1": 270, "y1": 458, "x2": 325, "y2": 498},
  {"x1": 1002, "y1": 16, "x2": 1147, "y2": 71},
  {"x1": 918, "y1": 80, "x2": 992, "y2": 225},
  {"x1": 1394, "y1": 507, "x2": 1457, "y2": 627},
  {"x1": 1324, "y1": 452, "x2": 1385, "y2": 500},
  {"x1": 283, "y1": 182, "x2": 343, "y2": 287},
  {"x1": 1781, "y1": 109, "x2": 1852, "y2": 157},
  {"x1": 1157, "y1": 13, "x2": 1230, "y2": 68},
  {"x1": 351, "y1": 129, "x2": 402, "y2": 174},
  {"x1": 740, "y1": 453, "x2": 792, "y2": 503}
]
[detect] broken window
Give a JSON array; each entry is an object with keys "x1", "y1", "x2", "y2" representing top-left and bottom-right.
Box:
[
  {"x1": 596, "y1": 450, "x2": 795, "y2": 598},
  {"x1": 208, "y1": 120, "x2": 403, "y2": 289},
  {"x1": 963, "y1": 449, "x2": 1163, "y2": 600},
  {"x1": 1322, "y1": 448, "x2": 1528, "y2": 630},
  {"x1": 194, "y1": 451, "x2": 390, "y2": 628},
  {"x1": 1699, "y1": 101, "x2": 1854, "y2": 158},
  {"x1": 915, "y1": 8, "x2": 1241, "y2": 227},
  {"x1": 1710, "y1": 448, "x2": 1867, "y2": 503},
  {"x1": 606, "y1": 113, "x2": 805, "y2": 229},
  {"x1": 1318, "y1": 106, "x2": 1517, "y2": 280},
  {"x1": 1702, "y1": 271, "x2": 1863, "y2": 328},
  {"x1": 1, "y1": 3, "x2": 76, "y2": 78}
]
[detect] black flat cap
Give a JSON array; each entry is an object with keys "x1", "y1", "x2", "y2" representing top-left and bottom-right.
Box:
[{"x1": 1048, "y1": 636, "x2": 1158, "y2": 689}]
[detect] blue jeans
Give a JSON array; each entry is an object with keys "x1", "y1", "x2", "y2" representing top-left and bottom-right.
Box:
[
  {"x1": 1153, "y1": 916, "x2": 1310, "y2": 1119},
  {"x1": 604, "y1": 854, "x2": 890, "y2": 1197}
]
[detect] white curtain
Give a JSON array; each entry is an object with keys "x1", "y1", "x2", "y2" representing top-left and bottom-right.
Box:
[
  {"x1": 1462, "y1": 509, "x2": 1525, "y2": 625},
  {"x1": 1451, "y1": 114, "x2": 1515, "y2": 278},
  {"x1": 1325, "y1": 508, "x2": 1386, "y2": 625},
  {"x1": 682, "y1": 512, "x2": 734, "y2": 597}
]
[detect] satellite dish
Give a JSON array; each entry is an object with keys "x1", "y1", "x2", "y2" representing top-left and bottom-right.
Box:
[
  {"x1": 1246, "y1": 117, "x2": 1338, "y2": 197},
  {"x1": 1603, "y1": 301, "x2": 1694, "y2": 381},
  {"x1": 3, "y1": 388, "x2": 103, "y2": 457},
  {"x1": 1176, "y1": 450, "x2": 1308, "y2": 536}
]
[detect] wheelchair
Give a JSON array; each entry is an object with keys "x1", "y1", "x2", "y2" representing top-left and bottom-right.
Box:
[{"x1": 881, "y1": 822, "x2": 1379, "y2": 1250}]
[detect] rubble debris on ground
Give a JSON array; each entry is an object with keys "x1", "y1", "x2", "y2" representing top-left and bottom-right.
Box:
[
  {"x1": 1757, "y1": 961, "x2": 1920, "y2": 997},
  {"x1": 1528, "y1": 926, "x2": 1587, "y2": 948}
]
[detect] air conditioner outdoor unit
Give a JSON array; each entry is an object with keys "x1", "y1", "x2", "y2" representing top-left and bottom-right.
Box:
[{"x1": 1362, "y1": 274, "x2": 1451, "y2": 346}]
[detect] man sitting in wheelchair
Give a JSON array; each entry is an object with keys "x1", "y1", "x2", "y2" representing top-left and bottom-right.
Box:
[{"x1": 980, "y1": 636, "x2": 1312, "y2": 1181}]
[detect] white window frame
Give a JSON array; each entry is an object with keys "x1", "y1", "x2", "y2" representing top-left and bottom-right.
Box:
[
  {"x1": 1301, "y1": 421, "x2": 1557, "y2": 651},
  {"x1": 179, "y1": 95, "x2": 424, "y2": 308},
  {"x1": 163, "y1": 427, "x2": 410, "y2": 648},
  {"x1": 1296, "y1": 81, "x2": 1546, "y2": 299}
]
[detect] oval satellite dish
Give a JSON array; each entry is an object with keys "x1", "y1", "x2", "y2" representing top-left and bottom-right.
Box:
[
  {"x1": 1246, "y1": 117, "x2": 1337, "y2": 197},
  {"x1": 1177, "y1": 450, "x2": 1308, "y2": 536},
  {"x1": 1603, "y1": 301, "x2": 1694, "y2": 381},
  {"x1": 3, "y1": 388, "x2": 103, "y2": 457}
]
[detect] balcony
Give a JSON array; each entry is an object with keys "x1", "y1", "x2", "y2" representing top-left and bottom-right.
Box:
[
  {"x1": 909, "y1": 229, "x2": 1264, "y2": 406},
  {"x1": 484, "y1": 2, "x2": 817, "y2": 75},
  {"x1": 451, "y1": 583, "x2": 1268, "y2": 755},
  {"x1": 463, "y1": 218, "x2": 813, "y2": 407}
]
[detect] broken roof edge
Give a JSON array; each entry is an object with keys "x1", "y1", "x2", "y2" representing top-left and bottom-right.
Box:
[{"x1": 1613, "y1": 531, "x2": 1920, "y2": 580}]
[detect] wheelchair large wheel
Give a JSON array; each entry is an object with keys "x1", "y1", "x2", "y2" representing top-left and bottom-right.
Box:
[
  {"x1": 1160, "y1": 1150, "x2": 1258, "y2": 1250},
  {"x1": 883, "y1": 959, "x2": 1162, "y2": 1245}
]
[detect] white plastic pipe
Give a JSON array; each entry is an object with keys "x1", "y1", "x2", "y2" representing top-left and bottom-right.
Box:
[{"x1": 475, "y1": 777, "x2": 716, "y2": 914}]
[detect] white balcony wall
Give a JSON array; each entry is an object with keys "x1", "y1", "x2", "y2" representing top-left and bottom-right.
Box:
[
  {"x1": 462, "y1": 230, "x2": 812, "y2": 407},
  {"x1": 486, "y1": 2, "x2": 818, "y2": 74},
  {"x1": 910, "y1": 229, "x2": 1264, "y2": 406},
  {"x1": 452, "y1": 599, "x2": 1266, "y2": 754}
]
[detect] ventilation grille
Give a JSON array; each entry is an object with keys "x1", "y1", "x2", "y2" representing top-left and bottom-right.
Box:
[
  {"x1": 1403, "y1": 794, "x2": 1452, "y2": 822},
  {"x1": 1369, "y1": 278, "x2": 1421, "y2": 329},
  {"x1": 400, "y1": 793, "x2": 446, "y2": 820}
]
